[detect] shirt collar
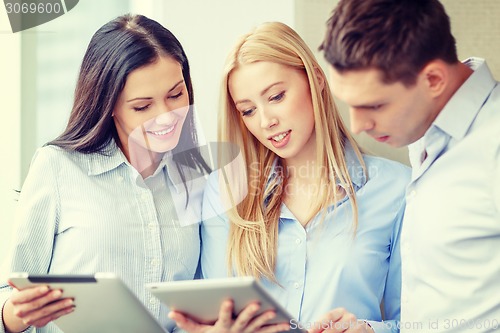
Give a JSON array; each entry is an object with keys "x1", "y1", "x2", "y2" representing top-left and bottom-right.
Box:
[
  {"x1": 86, "y1": 138, "x2": 183, "y2": 193},
  {"x1": 409, "y1": 58, "x2": 496, "y2": 167},
  {"x1": 432, "y1": 57, "x2": 496, "y2": 141},
  {"x1": 276, "y1": 140, "x2": 366, "y2": 221},
  {"x1": 86, "y1": 139, "x2": 126, "y2": 176},
  {"x1": 161, "y1": 152, "x2": 183, "y2": 194},
  {"x1": 343, "y1": 139, "x2": 366, "y2": 190},
  {"x1": 267, "y1": 139, "x2": 366, "y2": 194}
]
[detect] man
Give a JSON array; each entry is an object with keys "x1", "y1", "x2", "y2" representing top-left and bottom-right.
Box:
[{"x1": 320, "y1": 0, "x2": 500, "y2": 332}]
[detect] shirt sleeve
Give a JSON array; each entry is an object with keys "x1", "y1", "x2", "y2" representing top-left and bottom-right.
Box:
[
  {"x1": 365, "y1": 193, "x2": 405, "y2": 333},
  {"x1": 200, "y1": 172, "x2": 231, "y2": 279},
  {"x1": 0, "y1": 297, "x2": 33, "y2": 333},
  {"x1": 0, "y1": 148, "x2": 59, "y2": 333}
]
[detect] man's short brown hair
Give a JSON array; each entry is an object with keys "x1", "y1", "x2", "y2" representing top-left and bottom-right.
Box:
[{"x1": 321, "y1": 0, "x2": 458, "y2": 86}]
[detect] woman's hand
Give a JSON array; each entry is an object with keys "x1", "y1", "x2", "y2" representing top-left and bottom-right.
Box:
[
  {"x1": 307, "y1": 308, "x2": 374, "y2": 333},
  {"x1": 3, "y1": 285, "x2": 74, "y2": 332},
  {"x1": 169, "y1": 299, "x2": 291, "y2": 333}
]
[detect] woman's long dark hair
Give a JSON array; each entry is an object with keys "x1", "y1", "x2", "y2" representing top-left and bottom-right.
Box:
[{"x1": 48, "y1": 14, "x2": 210, "y2": 203}]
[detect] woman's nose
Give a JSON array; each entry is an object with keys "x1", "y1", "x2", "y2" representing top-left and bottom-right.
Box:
[
  {"x1": 260, "y1": 107, "x2": 278, "y2": 129},
  {"x1": 155, "y1": 110, "x2": 176, "y2": 124}
]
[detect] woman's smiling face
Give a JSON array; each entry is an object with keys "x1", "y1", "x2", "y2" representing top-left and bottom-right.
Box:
[
  {"x1": 113, "y1": 55, "x2": 189, "y2": 160},
  {"x1": 229, "y1": 61, "x2": 317, "y2": 165}
]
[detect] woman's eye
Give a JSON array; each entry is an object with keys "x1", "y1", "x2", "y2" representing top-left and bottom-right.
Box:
[
  {"x1": 133, "y1": 105, "x2": 150, "y2": 112},
  {"x1": 241, "y1": 108, "x2": 255, "y2": 117},
  {"x1": 269, "y1": 91, "x2": 285, "y2": 102},
  {"x1": 169, "y1": 92, "x2": 183, "y2": 99}
]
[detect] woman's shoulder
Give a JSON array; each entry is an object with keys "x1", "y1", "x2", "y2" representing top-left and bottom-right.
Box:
[
  {"x1": 31, "y1": 145, "x2": 73, "y2": 167},
  {"x1": 362, "y1": 154, "x2": 411, "y2": 187},
  {"x1": 22, "y1": 146, "x2": 90, "y2": 189},
  {"x1": 32, "y1": 144, "x2": 113, "y2": 174}
]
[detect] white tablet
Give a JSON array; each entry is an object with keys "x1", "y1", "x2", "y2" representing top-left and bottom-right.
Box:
[
  {"x1": 146, "y1": 276, "x2": 306, "y2": 333},
  {"x1": 8, "y1": 272, "x2": 167, "y2": 333}
]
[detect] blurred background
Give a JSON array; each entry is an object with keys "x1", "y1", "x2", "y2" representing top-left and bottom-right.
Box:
[{"x1": 1, "y1": 0, "x2": 500, "y2": 270}]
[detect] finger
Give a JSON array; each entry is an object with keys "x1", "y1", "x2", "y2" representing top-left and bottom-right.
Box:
[
  {"x1": 257, "y1": 323, "x2": 293, "y2": 333},
  {"x1": 168, "y1": 311, "x2": 189, "y2": 327},
  {"x1": 19, "y1": 298, "x2": 73, "y2": 326},
  {"x1": 13, "y1": 290, "x2": 64, "y2": 318},
  {"x1": 169, "y1": 311, "x2": 209, "y2": 333},
  {"x1": 244, "y1": 310, "x2": 276, "y2": 332},
  {"x1": 322, "y1": 312, "x2": 358, "y2": 333},
  {"x1": 10, "y1": 286, "x2": 51, "y2": 305},
  {"x1": 339, "y1": 320, "x2": 366, "y2": 333},
  {"x1": 335, "y1": 313, "x2": 357, "y2": 332},
  {"x1": 215, "y1": 299, "x2": 234, "y2": 327},
  {"x1": 27, "y1": 305, "x2": 75, "y2": 328},
  {"x1": 327, "y1": 320, "x2": 349, "y2": 333},
  {"x1": 250, "y1": 311, "x2": 291, "y2": 333},
  {"x1": 232, "y1": 302, "x2": 260, "y2": 331},
  {"x1": 309, "y1": 308, "x2": 347, "y2": 333}
]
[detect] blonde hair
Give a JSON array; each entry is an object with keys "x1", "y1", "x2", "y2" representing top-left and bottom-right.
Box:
[{"x1": 218, "y1": 22, "x2": 365, "y2": 282}]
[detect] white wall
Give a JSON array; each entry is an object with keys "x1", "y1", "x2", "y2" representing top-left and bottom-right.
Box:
[{"x1": 0, "y1": 10, "x2": 21, "y2": 273}]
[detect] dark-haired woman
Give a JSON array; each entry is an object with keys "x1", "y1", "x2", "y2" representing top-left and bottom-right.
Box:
[{"x1": 0, "y1": 14, "x2": 210, "y2": 333}]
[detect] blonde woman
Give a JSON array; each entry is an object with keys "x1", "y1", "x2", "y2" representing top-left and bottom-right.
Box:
[{"x1": 171, "y1": 22, "x2": 410, "y2": 333}]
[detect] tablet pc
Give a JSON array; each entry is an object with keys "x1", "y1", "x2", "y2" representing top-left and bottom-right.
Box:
[
  {"x1": 146, "y1": 276, "x2": 306, "y2": 333},
  {"x1": 8, "y1": 272, "x2": 167, "y2": 333}
]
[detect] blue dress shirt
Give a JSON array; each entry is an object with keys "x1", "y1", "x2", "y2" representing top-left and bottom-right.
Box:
[
  {"x1": 0, "y1": 140, "x2": 206, "y2": 333},
  {"x1": 201, "y1": 145, "x2": 410, "y2": 333}
]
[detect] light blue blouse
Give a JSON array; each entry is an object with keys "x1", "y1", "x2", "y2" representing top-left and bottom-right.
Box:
[
  {"x1": 0, "y1": 140, "x2": 206, "y2": 333},
  {"x1": 201, "y1": 146, "x2": 410, "y2": 333}
]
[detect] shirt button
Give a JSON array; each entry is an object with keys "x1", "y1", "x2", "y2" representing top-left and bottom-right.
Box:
[
  {"x1": 293, "y1": 282, "x2": 300, "y2": 289},
  {"x1": 149, "y1": 297, "x2": 157, "y2": 304},
  {"x1": 148, "y1": 223, "x2": 155, "y2": 230},
  {"x1": 117, "y1": 175, "x2": 124, "y2": 182},
  {"x1": 141, "y1": 192, "x2": 149, "y2": 200},
  {"x1": 295, "y1": 239, "x2": 301, "y2": 245},
  {"x1": 151, "y1": 259, "x2": 160, "y2": 266}
]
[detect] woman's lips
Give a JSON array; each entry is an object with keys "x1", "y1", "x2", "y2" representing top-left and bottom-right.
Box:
[
  {"x1": 269, "y1": 130, "x2": 291, "y2": 148},
  {"x1": 147, "y1": 122, "x2": 177, "y2": 137}
]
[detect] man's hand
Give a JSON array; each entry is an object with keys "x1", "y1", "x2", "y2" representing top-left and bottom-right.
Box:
[{"x1": 308, "y1": 307, "x2": 375, "y2": 333}]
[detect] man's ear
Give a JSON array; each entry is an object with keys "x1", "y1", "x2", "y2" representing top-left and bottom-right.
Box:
[
  {"x1": 420, "y1": 60, "x2": 448, "y2": 97},
  {"x1": 314, "y1": 67, "x2": 326, "y2": 92}
]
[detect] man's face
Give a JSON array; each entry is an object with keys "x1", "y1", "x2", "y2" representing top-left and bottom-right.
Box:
[{"x1": 329, "y1": 66, "x2": 438, "y2": 147}]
